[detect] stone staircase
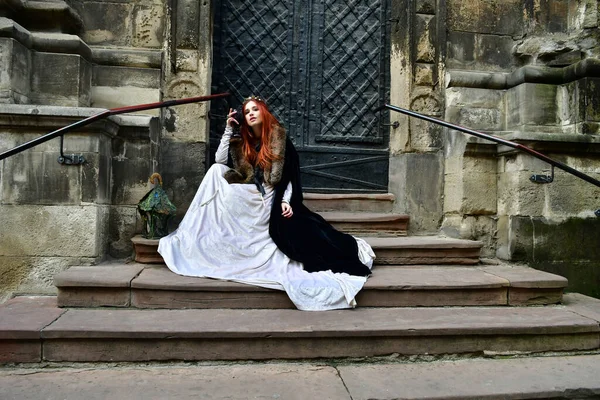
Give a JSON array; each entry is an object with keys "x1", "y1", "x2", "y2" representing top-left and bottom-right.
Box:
[{"x1": 1, "y1": 194, "x2": 599, "y2": 369}]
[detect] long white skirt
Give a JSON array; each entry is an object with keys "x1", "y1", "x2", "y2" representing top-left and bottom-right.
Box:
[{"x1": 158, "y1": 163, "x2": 375, "y2": 311}]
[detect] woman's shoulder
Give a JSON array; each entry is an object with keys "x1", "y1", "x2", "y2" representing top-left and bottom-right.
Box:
[{"x1": 271, "y1": 123, "x2": 286, "y2": 138}]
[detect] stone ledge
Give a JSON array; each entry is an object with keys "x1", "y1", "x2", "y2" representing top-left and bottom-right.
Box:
[
  {"x1": 0, "y1": 104, "x2": 156, "y2": 138},
  {"x1": 0, "y1": 18, "x2": 88, "y2": 58},
  {"x1": 447, "y1": 58, "x2": 600, "y2": 90},
  {"x1": 91, "y1": 47, "x2": 162, "y2": 69}
]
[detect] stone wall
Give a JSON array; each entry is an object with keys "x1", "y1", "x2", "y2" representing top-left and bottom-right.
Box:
[
  {"x1": 0, "y1": 105, "x2": 158, "y2": 302},
  {"x1": 441, "y1": 0, "x2": 600, "y2": 296},
  {"x1": 0, "y1": 0, "x2": 161, "y2": 300}
]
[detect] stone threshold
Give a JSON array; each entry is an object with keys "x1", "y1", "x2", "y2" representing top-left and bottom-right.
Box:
[
  {"x1": 0, "y1": 294, "x2": 598, "y2": 363},
  {"x1": 54, "y1": 263, "x2": 567, "y2": 309}
]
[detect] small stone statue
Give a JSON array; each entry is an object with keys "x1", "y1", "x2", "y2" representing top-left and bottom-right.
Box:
[{"x1": 137, "y1": 173, "x2": 176, "y2": 239}]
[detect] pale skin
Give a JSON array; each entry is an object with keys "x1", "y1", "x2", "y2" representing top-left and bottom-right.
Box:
[{"x1": 227, "y1": 101, "x2": 293, "y2": 218}]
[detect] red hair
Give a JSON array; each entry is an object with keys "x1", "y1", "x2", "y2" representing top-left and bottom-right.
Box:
[{"x1": 240, "y1": 99, "x2": 282, "y2": 171}]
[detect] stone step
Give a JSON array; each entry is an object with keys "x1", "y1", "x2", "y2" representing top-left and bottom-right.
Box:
[
  {"x1": 54, "y1": 263, "x2": 568, "y2": 309},
  {"x1": 366, "y1": 236, "x2": 482, "y2": 265},
  {"x1": 1, "y1": 294, "x2": 598, "y2": 363},
  {"x1": 132, "y1": 235, "x2": 483, "y2": 266},
  {"x1": 304, "y1": 193, "x2": 395, "y2": 213},
  {"x1": 320, "y1": 212, "x2": 409, "y2": 236}
]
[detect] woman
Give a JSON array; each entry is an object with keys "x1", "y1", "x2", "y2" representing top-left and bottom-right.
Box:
[{"x1": 158, "y1": 97, "x2": 375, "y2": 310}]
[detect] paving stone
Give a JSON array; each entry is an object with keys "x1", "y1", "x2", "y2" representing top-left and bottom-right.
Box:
[
  {"x1": 339, "y1": 355, "x2": 600, "y2": 400},
  {"x1": 562, "y1": 293, "x2": 600, "y2": 323},
  {"x1": 0, "y1": 364, "x2": 351, "y2": 400},
  {"x1": 0, "y1": 296, "x2": 64, "y2": 363}
]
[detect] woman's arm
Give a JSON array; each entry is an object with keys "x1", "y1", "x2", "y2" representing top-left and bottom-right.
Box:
[
  {"x1": 282, "y1": 181, "x2": 292, "y2": 204},
  {"x1": 215, "y1": 125, "x2": 232, "y2": 164},
  {"x1": 281, "y1": 181, "x2": 293, "y2": 218},
  {"x1": 216, "y1": 109, "x2": 239, "y2": 164}
]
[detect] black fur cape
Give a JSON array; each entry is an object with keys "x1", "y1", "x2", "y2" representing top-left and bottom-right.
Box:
[{"x1": 267, "y1": 132, "x2": 372, "y2": 277}]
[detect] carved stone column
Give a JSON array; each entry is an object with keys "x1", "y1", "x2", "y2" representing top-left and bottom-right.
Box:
[{"x1": 389, "y1": 0, "x2": 445, "y2": 233}]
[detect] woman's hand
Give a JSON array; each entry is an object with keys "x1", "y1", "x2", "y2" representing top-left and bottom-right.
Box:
[
  {"x1": 226, "y1": 108, "x2": 239, "y2": 127},
  {"x1": 281, "y1": 202, "x2": 293, "y2": 218}
]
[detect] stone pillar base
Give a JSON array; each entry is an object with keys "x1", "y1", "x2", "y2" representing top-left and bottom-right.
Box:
[{"x1": 131, "y1": 235, "x2": 165, "y2": 264}]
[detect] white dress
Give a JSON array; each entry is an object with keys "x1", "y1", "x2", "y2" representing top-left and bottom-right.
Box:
[{"x1": 158, "y1": 128, "x2": 375, "y2": 311}]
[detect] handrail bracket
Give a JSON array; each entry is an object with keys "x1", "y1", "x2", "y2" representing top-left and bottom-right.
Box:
[
  {"x1": 530, "y1": 165, "x2": 554, "y2": 184},
  {"x1": 57, "y1": 135, "x2": 86, "y2": 166}
]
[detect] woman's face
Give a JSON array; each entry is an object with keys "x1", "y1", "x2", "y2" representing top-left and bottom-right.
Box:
[{"x1": 244, "y1": 101, "x2": 263, "y2": 131}]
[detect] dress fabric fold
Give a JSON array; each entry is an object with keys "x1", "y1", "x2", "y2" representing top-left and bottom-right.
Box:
[{"x1": 158, "y1": 163, "x2": 375, "y2": 311}]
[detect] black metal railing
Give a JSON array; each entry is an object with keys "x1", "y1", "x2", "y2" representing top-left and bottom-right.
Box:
[
  {"x1": 376, "y1": 104, "x2": 600, "y2": 189},
  {"x1": 0, "y1": 93, "x2": 230, "y2": 162}
]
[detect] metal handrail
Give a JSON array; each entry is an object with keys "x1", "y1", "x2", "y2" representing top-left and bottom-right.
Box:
[
  {"x1": 0, "y1": 93, "x2": 230, "y2": 161},
  {"x1": 376, "y1": 103, "x2": 600, "y2": 189}
]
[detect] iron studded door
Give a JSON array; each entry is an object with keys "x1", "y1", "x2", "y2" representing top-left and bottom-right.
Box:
[{"x1": 210, "y1": 0, "x2": 390, "y2": 193}]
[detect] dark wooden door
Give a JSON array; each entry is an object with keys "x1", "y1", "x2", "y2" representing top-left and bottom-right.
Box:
[{"x1": 210, "y1": 0, "x2": 390, "y2": 193}]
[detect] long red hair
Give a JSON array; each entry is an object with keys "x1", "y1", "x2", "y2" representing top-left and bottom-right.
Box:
[{"x1": 240, "y1": 99, "x2": 282, "y2": 171}]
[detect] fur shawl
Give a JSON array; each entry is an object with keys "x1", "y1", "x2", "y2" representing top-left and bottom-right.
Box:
[{"x1": 224, "y1": 124, "x2": 286, "y2": 186}]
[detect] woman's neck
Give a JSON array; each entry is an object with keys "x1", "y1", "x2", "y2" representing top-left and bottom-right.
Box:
[{"x1": 250, "y1": 124, "x2": 263, "y2": 140}]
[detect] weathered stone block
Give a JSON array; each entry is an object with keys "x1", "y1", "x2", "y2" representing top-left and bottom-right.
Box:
[
  {"x1": 390, "y1": 152, "x2": 443, "y2": 233},
  {"x1": 175, "y1": 49, "x2": 199, "y2": 72},
  {"x1": 0, "y1": 38, "x2": 31, "y2": 104},
  {"x1": 133, "y1": 3, "x2": 165, "y2": 48},
  {"x1": 93, "y1": 65, "x2": 161, "y2": 89},
  {"x1": 416, "y1": 0, "x2": 436, "y2": 14},
  {"x1": 446, "y1": 31, "x2": 476, "y2": 69},
  {"x1": 498, "y1": 153, "x2": 600, "y2": 217},
  {"x1": 447, "y1": 0, "x2": 525, "y2": 36},
  {"x1": 410, "y1": 117, "x2": 443, "y2": 151},
  {"x1": 476, "y1": 34, "x2": 514, "y2": 70},
  {"x1": 414, "y1": 63, "x2": 434, "y2": 86},
  {"x1": 77, "y1": 2, "x2": 133, "y2": 45},
  {"x1": 159, "y1": 139, "x2": 206, "y2": 220},
  {"x1": 90, "y1": 87, "x2": 160, "y2": 115},
  {"x1": 111, "y1": 137, "x2": 154, "y2": 205},
  {"x1": 0, "y1": 256, "x2": 97, "y2": 303},
  {"x1": 444, "y1": 155, "x2": 497, "y2": 215},
  {"x1": 81, "y1": 152, "x2": 111, "y2": 205},
  {"x1": 0, "y1": 205, "x2": 108, "y2": 258},
  {"x1": 441, "y1": 215, "x2": 497, "y2": 257},
  {"x1": 176, "y1": 0, "x2": 201, "y2": 49},
  {"x1": 506, "y1": 83, "x2": 558, "y2": 129},
  {"x1": 533, "y1": 0, "x2": 569, "y2": 33},
  {"x1": 498, "y1": 169, "x2": 546, "y2": 216},
  {"x1": 447, "y1": 106, "x2": 502, "y2": 131},
  {"x1": 415, "y1": 14, "x2": 435, "y2": 63},
  {"x1": 1, "y1": 151, "x2": 82, "y2": 205},
  {"x1": 31, "y1": 52, "x2": 91, "y2": 106},
  {"x1": 108, "y1": 205, "x2": 140, "y2": 258},
  {"x1": 446, "y1": 87, "x2": 504, "y2": 109}
]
